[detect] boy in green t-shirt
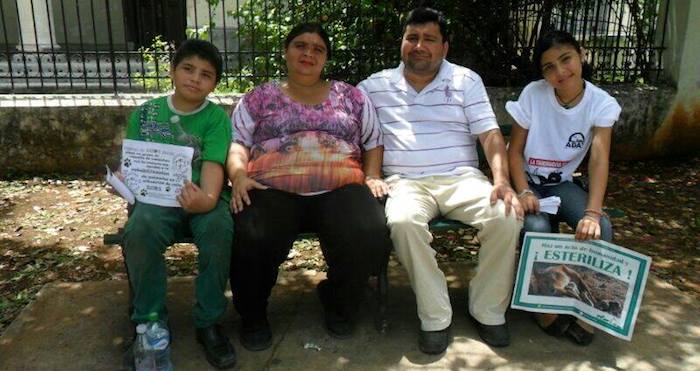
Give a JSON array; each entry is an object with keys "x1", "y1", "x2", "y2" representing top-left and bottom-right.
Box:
[{"x1": 120, "y1": 39, "x2": 235, "y2": 369}]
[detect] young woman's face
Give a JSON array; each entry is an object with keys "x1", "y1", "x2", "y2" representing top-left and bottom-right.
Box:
[
  {"x1": 540, "y1": 44, "x2": 584, "y2": 92},
  {"x1": 284, "y1": 32, "x2": 328, "y2": 79}
]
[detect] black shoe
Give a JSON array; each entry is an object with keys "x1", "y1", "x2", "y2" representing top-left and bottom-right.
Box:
[
  {"x1": 418, "y1": 327, "x2": 450, "y2": 354},
  {"x1": 240, "y1": 316, "x2": 273, "y2": 351},
  {"x1": 472, "y1": 318, "x2": 510, "y2": 347},
  {"x1": 565, "y1": 319, "x2": 594, "y2": 346},
  {"x1": 317, "y1": 280, "x2": 353, "y2": 339},
  {"x1": 196, "y1": 324, "x2": 237, "y2": 369}
]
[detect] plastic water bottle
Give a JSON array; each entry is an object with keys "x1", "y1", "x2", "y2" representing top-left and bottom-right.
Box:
[
  {"x1": 134, "y1": 323, "x2": 156, "y2": 371},
  {"x1": 145, "y1": 314, "x2": 173, "y2": 371}
]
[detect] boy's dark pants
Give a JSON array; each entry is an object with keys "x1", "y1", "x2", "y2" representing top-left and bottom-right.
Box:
[
  {"x1": 122, "y1": 200, "x2": 233, "y2": 328},
  {"x1": 230, "y1": 183, "x2": 390, "y2": 321}
]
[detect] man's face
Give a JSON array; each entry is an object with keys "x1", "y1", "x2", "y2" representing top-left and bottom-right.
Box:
[{"x1": 401, "y1": 22, "x2": 448, "y2": 76}]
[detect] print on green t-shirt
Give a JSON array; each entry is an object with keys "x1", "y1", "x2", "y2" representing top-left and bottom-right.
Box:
[{"x1": 125, "y1": 95, "x2": 231, "y2": 190}]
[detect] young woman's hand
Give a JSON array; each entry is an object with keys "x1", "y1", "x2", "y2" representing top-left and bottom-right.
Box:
[
  {"x1": 230, "y1": 173, "x2": 268, "y2": 214},
  {"x1": 575, "y1": 215, "x2": 601, "y2": 240},
  {"x1": 519, "y1": 192, "x2": 540, "y2": 214}
]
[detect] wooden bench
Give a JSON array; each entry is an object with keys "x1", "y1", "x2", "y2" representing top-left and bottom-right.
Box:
[{"x1": 103, "y1": 218, "x2": 469, "y2": 333}]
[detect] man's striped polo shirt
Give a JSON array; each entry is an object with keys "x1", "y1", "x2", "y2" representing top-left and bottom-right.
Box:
[{"x1": 358, "y1": 60, "x2": 499, "y2": 178}]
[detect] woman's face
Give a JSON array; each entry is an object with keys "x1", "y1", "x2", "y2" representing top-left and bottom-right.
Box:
[
  {"x1": 540, "y1": 44, "x2": 584, "y2": 92},
  {"x1": 284, "y1": 32, "x2": 328, "y2": 79}
]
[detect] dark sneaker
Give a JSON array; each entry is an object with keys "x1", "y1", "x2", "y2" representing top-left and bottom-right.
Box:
[
  {"x1": 240, "y1": 316, "x2": 273, "y2": 351},
  {"x1": 472, "y1": 319, "x2": 510, "y2": 347},
  {"x1": 196, "y1": 324, "x2": 237, "y2": 369},
  {"x1": 317, "y1": 279, "x2": 353, "y2": 339},
  {"x1": 418, "y1": 327, "x2": 450, "y2": 354}
]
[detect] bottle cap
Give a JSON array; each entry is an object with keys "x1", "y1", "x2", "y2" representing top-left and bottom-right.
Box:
[{"x1": 136, "y1": 323, "x2": 148, "y2": 334}]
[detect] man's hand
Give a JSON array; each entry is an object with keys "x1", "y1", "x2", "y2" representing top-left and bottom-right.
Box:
[
  {"x1": 177, "y1": 181, "x2": 215, "y2": 214},
  {"x1": 230, "y1": 173, "x2": 268, "y2": 214},
  {"x1": 490, "y1": 182, "x2": 524, "y2": 221},
  {"x1": 365, "y1": 177, "x2": 390, "y2": 199}
]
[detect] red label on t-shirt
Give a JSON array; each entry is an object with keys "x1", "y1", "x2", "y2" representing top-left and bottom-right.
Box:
[{"x1": 528, "y1": 158, "x2": 568, "y2": 168}]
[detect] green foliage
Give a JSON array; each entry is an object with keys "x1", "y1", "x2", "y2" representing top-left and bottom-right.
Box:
[
  {"x1": 223, "y1": 0, "x2": 405, "y2": 91},
  {"x1": 219, "y1": 0, "x2": 664, "y2": 89},
  {"x1": 131, "y1": 0, "x2": 663, "y2": 92},
  {"x1": 132, "y1": 35, "x2": 173, "y2": 93}
]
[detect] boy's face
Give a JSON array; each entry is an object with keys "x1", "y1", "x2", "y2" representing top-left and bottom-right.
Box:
[{"x1": 170, "y1": 55, "x2": 218, "y2": 103}]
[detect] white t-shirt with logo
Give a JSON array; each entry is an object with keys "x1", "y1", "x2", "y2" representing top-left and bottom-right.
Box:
[{"x1": 505, "y1": 79, "x2": 621, "y2": 185}]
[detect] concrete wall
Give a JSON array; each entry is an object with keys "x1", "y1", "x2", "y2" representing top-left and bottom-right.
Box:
[
  {"x1": 641, "y1": 0, "x2": 700, "y2": 159},
  {"x1": 0, "y1": 85, "x2": 680, "y2": 176}
]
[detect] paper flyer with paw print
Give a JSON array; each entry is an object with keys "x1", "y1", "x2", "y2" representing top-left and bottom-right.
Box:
[{"x1": 116, "y1": 139, "x2": 194, "y2": 207}]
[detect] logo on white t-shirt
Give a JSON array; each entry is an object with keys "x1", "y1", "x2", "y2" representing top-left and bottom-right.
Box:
[{"x1": 566, "y1": 132, "x2": 585, "y2": 149}]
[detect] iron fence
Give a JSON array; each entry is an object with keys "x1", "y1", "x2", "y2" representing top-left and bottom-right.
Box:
[{"x1": 0, "y1": 0, "x2": 670, "y2": 94}]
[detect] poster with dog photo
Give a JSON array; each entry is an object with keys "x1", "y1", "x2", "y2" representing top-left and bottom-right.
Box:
[{"x1": 511, "y1": 232, "x2": 651, "y2": 340}]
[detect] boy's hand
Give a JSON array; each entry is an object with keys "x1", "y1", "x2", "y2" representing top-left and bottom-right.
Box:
[
  {"x1": 230, "y1": 173, "x2": 267, "y2": 214},
  {"x1": 177, "y1": 181, "x2": 215, "y2": 213}
]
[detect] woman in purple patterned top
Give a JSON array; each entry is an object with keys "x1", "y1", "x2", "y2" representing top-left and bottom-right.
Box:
[{"x1": 225, "y1": 23, "x2": 391, "y2": 350}]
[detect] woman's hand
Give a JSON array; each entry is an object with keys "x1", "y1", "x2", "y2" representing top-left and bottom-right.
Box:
[
  {"x1": 366, "y1": 177, "x2": 390, "y2": 199},
  {"x1": 230, "y1": 173, "x2": 268, "y2": 214},
  {"x1": 518, "y1": 192, "x2": 540, "y2": 214},
  {"x1": 575, "y1": 213, "x2": 602, "y2": 241}
]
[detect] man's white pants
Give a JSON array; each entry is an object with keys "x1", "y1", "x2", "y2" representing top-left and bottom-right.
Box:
[{"x1": 385, "y1": 170, "x2": 521, "y2": 331}]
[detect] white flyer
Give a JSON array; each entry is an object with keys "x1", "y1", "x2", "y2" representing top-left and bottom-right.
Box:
[{"x1": 118, "y1": 139, "x2": 194, "y2": 207}]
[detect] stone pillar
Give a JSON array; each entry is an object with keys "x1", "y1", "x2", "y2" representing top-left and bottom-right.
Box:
[{"x1": 16, "y1": 0, "x2": 59, "y2": 51}]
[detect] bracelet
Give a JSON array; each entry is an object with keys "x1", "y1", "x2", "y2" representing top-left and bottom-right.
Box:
[
  {"x1": 584, "y1": 208, "x2": 606, "y2": 217},
  {"x1": 582, "y1": 214, "x2": 600, "y2": 223},
  {"x1": 517, "y1": 189, "x2": 534, "y2": 198}
]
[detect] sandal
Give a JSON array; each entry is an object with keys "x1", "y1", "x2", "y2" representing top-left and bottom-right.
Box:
[
  {"x1": 566, "y1": 320, "x2": 594, "y2": 346},
  {"x1": 535, "y1": 314, "x2": 574, "y2": 337}
]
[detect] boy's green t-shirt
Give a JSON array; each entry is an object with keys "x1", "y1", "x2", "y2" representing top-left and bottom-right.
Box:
[{"x1": 126, "y1": 95, "x2": 232, "y2": 199}]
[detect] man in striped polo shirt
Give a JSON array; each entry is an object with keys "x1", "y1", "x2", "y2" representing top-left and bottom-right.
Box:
[{"x1": 358, "y1": 7, "x2": 523, "y2": 354}]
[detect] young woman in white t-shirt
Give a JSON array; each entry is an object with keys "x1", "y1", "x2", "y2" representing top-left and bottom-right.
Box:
[{"x1": 506, "y1": 30, "x2": 621, "y2": 346}]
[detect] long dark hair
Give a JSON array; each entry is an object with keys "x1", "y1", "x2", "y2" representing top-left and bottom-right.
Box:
[
  {"x1": 532, "y1": 30, "x2": 593, "y2": 80},
  {"x1": 283, "y1": 23, "x2": 332, "y2": 60}
]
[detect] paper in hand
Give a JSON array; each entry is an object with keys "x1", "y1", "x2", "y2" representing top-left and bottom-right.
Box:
[
  {"x1": 105, "y1": 165, "x2": 135, "y2": 205},
  {"x1": 538, "y1": 196, "x2": 561, "y2": 214}
]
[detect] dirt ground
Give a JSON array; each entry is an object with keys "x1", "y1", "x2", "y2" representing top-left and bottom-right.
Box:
[{"x1": 1, "y1": 157, "x2": 698, "y2": 335}]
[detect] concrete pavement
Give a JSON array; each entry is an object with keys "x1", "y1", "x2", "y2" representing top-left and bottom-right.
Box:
[{"x1": 1, "y1": 262, "x2": 698, "y2": 370}]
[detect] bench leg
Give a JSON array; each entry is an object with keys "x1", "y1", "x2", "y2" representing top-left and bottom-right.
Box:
[{"x1": 374, "y1": 257, "x2": 389, "y2": 333}]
